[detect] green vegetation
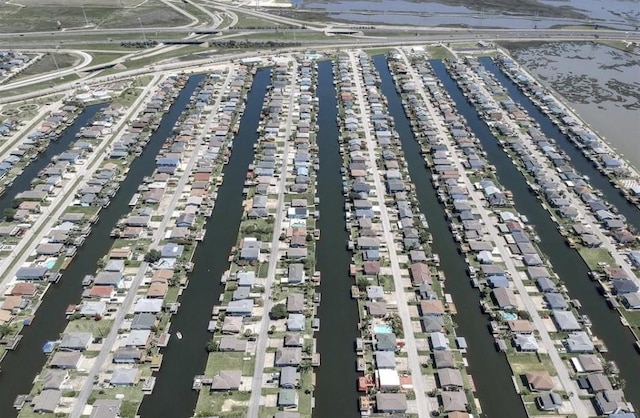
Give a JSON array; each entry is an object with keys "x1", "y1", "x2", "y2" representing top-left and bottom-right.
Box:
[{"x1": 578, "y1": 247, "x2": 616, "y2": 270}]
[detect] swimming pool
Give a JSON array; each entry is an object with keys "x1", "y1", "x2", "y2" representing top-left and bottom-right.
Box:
[
  {"x1": 373, "y1": 324, "x2": 393, "y2": 334},
  {"x1": 499, "y1": 311, "x2": 517, "y2": 321},
  {"x1": 44, "y1": 259, "x2": 56, "y2": 269}
]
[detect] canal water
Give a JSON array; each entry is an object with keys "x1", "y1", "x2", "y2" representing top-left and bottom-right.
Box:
[
  {"x1": 374, "y1": 55, "x2": 526, "y2": 418},
  {"x1": 138, "y1": 68, "x2": 271, "y2": 418},
  {"x1": 431, "y1": 59, "x2": 640, "y2": 412},
  {"x1": 313, "y1": 60, "x2": 360, "y2": 418},
  {"x1": 0, "y1": 103, "x2": 106, "y2": 214},
  {"x1": 0, "y1": 75, "x2": 202, "y2": 417},
  {"x1": 479, "y1": 57, "x2": 640, "y2": 232}
]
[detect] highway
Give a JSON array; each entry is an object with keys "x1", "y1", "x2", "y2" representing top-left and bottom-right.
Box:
[
  {"x1": 246, "y1": 59, "x2": 297, "y2": 418},
  {"x1": 69, "y1": 69, "x2": 234, "y2": 418}
]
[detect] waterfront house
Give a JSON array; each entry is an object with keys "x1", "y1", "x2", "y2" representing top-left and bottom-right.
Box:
[
  {"x1": 376, "y1": 393, "x2": 407, "y2": 414},
  {"x1": 507, "y1": 320, "x2": 535, "y2": 334},
  {"x1": 31, "y1": 389, "x2": 61, "y2": 413},
  {"x1": 275, "y1": 347, "x2": 302, "y2": 367},
  {"x1": 176, "y1": 213, "x2": 195, "y2": 228},
  {"x1": 420, "y1": 300, "x2": 445, "y2": 316},
  {"x1": 438, "y1": 368, "x2": 464, "y2": 390},
  {"x1": 433, "y1": 351, "x2": 455, "y2": 369},
  {"x1": 10, "y1": 282, "x2": 37, "y2": 297},
  {"x1": 283, "y1": 333, "x2": 303, "y2": 348},
  {"x1": 279, "y1": 367, "x2": 300, "y2": 389},
  {"x1": 366, "y1": 301, "x2": 387, "y2": 318},
  {"x1": 573, "y1": 354, "x2": 603, "y2": 373},
  {"x1": 513, "y1": 334, "x2": 539, "y2": 352},
  {"x1": 286, "y1": 293, "x2": 304, "y2": 313},
  {"x1": 287, "y1": 314, "x2": 305, "y2": 332},
  {"x1": 232, "y1": 287, "x2": 250, "y2": 301},
  {"x1": 113, "y1": 348, "x2": 143, "y2": 364},
  {"x1": 105, "y1": 260, "x2": 125, "y2": 273},
  {"x1": 595, "y1": 390, "x2": 628, "y2": 415},
  {"x1": 430, "y1": 332, "x2": 449, "y2": 351},
  {"x1": 287, "y1": 264, "x2": 305, "y2": 285},
  {"x1": 210, "y1": 370, "x2": 242, "y2": 391},
  {"x1": 366, "y1": 286, "x2": 384, "y2": 301},
  {"x1": 377, "y1": 368, "x2": 401, "y2": 390},
  {"x1": 492, "y1": 287, "x2": 518, "y2": 310},
  {"x1": 544, "y1": 293, "x2": 568, "y2": 310},
  {"x1": 131, "y1": 313, "x2": 157, "y2": 331},
  {"x1": 41, "y1": 370, "x2": 68, "y2": 391},
  {"x1": 612, "y1": 279, "x2": 639, "y2": 295},
  {"x1": 50, "y1": 351, "x2": 82, "y2": 369},
  {"x1": 160, "y1": 243, "x2": 184, "y2": 259},
  {"x1": 375, "y1": 351, "x2": 396, "y2": 369},
  {"x1": 622, "y1": 293, "x2": 640, "y2": 309},
  {"x1": 222, "y1": 316, "x2": 243, "y2": 334},
  {"x1": 133, "y1": 298, "x2": 163, "y2": 314},
  {"x1": 94, "y1": 272, "x2": 123, "y2": 288},
  {"x1": 487, "y1": 275, "x2": 510, "y2": 288},
  {"x1": 441, "y1": 391, "x2": 468, "y2": 413},
  {"x1": 422, "y1": 316, "x2": 445, "y2": 333},
  {"x1": 59, "y1": 332, "x2": 93, "y2": 351},
  {"x1": 36, "y1": 243, "x2": 64, "y2": 256},
  {"x1": 410, "y1": 263, "x2": 432, "y2": 286},
  {"x1": 553, "y1": 310, "x2": 581, "y2": 331},
  {"x1": 536, "y1": 277, "x2": 556, "y2": 293},
  {"x1": 79, "y1": 301, "x2": 107, "y2": 317},
  {"x1": 240, "y1": 238, "x2": 261, "y2": 260},
  {"x1": 525, "y1": 371, "x2": 554, "y2": 392},
  {"x1": 122, "y1": 330, "x2": 152, "y2": 348},
  {"x1": 585, "y1": 373, "x2": 614, "y2": 393},
  {"x1": 219, "y1": 336, "x2": 247, "y2": 352},
  {"x1": 226, "y1": 300, "x2": 253, "y2": 316},
  {"x1": 90, "y1": 400, "x2": 122, "y2": 418},
  {"x1": 565, "y1": 332, "x2": 595, "y2": 353},
  {"x1": 15, "y1": 266, "x2": 48, "y2": 281},
  {"x1": 110, "y1": 369, "x2": 139, "y2": 386},
  {"x1": 278, "y1": 389, "x2": 298, "y2": 408}
]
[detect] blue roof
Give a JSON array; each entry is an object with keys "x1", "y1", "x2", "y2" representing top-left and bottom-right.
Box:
[{"x1": 487, "y1": 275, "x2": 509, "y2": 288}]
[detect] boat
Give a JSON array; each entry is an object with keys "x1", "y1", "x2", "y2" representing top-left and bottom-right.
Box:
[{"x1": 175, "y1": 332, "x2": 183, "y2": 340}]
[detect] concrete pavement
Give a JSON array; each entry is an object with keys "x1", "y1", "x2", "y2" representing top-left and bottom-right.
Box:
[
  {"x1": 349, "y1": 50, "x2": 432, "y2": 417},
  {"x1": 399, "y1": 48, "x2": 589, "y2": 417},
  {"x1": 69, "y1": 69, "x2": 234, "y2": 418},
  {"x1": 0, "y1": 75, "x2": 161, "y2": 294},
  {"x1": 247, "y1": 59, "x2": 297, "y2": 418}
]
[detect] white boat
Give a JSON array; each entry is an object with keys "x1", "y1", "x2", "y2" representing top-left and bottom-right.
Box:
[{"x1": 176, "y1": 332, "x2": 183, "y2": 340}]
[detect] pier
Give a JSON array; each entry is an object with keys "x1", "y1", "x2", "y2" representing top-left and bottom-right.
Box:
[
  {"x1": 376, "y1": 55, "x2": 525, "y2": 418},
  {"x1": 313, "y1": 60, "x2": 360, "y2": 418},
  {"x1": 138, "y1": 68, "x2": 270, "y2": 418},
  {"x1": 0, "y1": 76, "x2": 200, "y2": 417}
]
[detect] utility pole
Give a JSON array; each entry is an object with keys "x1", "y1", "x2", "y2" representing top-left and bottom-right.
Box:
[
  {"x1": 81, "y1": 5, "x2": 89, "y2": 27},
  {"x1": 138, "y1": 17, "x2": 147, "y2": 42}
]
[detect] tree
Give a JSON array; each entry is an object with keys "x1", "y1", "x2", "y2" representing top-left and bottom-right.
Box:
[
  {"x1": 3, "y1": 208, "x2": 16, "y2": 221},
  {"x1": 356, "y1": 278, "x2": 369, "y2": 292},
  {"x1": 270, "y1": 304, "x2": 287, "y2": 320},
  {"x1": 206, "y1": 338, "x2": 218, "y2": 352},
  {"x1": 144, "y1": 249, "x2": 161, "y2": 263}
]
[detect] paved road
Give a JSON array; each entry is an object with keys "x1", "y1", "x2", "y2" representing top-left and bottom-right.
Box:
[
  {"x1": 349, "y1": 50, "x2": 432, "y2": 417},
  {"x1": 399, "y1": 49, "x2": 589, "y2": 417},
  {"x1": 247, "y1": 58, "x2": 297, "y2": 418},
  {"x1": 0, "y1": 75, "x2": 161, "y2": 294},
  {"x1": 69, "y1": 70, "x2": 235, "y2": 418}
]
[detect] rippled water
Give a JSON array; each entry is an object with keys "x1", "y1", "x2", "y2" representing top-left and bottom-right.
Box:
[{"x1": 510, "y1": 42, "x2": 640, "y2": 168}]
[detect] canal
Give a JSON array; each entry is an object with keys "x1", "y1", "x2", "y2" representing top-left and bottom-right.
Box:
[
  {"x1": 479, "y1": 57, "x2": 640, "y2": 231},
  {"x1": 431, "y1": 59, "x2": 640, "y2": 412},
  {"x1": 138, "y1": 68, "x2": 271, "y2": 418},
  {"x1": 0, "y1": 103, "x2": 106, "y2": 214},
  {"x1": 313, "y1": 60, "x2": 360, "y2": 418},
  {"x1": 0, "y1": 76, "x2": 202, "y2": 417},
  {"x1": 374, "y1": 55, "x2": 526, "y2": 418}
]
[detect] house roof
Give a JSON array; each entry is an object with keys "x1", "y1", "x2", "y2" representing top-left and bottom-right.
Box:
[
  {"x1": 90, "y1": 399, "x2": 122, "y2": 418},
  {"x1": 438, "y1": 368, "x2": 463, "y2": 388},
  {"x1": 275, "y1": 347, "x2": 301, "y2": 366},
  {"x1": 525, "y1": 370, "x2": 554, "y2": 391},
  {"x1": 60, "y1": 332, "x2": 93, "y2": 350},
  {"x1": 375, "y1": 351, "x2": 396, "y2": 369},
  {"x1": 32, "y1": 389, "x2": 61, "y2": 413},
  {"x1": 376, "y1": 392, "x2": 407, "y2": 412},
  {"x1": 210, "y1": 370, "x2": 242, "y2": 390},
  {"x1": 441, "y1": 391, "x2": 468, "y2": 412},
  {"x1": 110, "y1": 368, "x2": 138, "y2": 385},
  {"x1": 219, "y1": 336, "x2": 247, "y2": 352},
  {"x1": 433, "y1": 350, "x2": 455, "y2": 369}
]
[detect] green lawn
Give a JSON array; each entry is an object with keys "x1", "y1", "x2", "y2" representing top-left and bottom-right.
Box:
[{"x1": 578, "y1": 247, "x2": 615, "y2": 270}]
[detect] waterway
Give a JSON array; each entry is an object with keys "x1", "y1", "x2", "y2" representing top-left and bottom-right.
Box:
[
  {"x1": 0, "y1": 76, "x2": 202, "y2": 417},
  {"x1": 138, "y1": 68, "x2": 271, "y2": 418},
  {"x1": 431, "y1": 59, "x2": 640, "y2": 412},
  {"x1": 313, "y1": 60, "x2": 360, "y2": 418},
  {"x1": 0, "y1": 103, "x2": 106, "y2": 214},
  {"x1": 479, "y1": 56, "x2": 640, "y2": 231},
  {"x1": 374, "y1": 55, "x2": 526, "y2": 418}
]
